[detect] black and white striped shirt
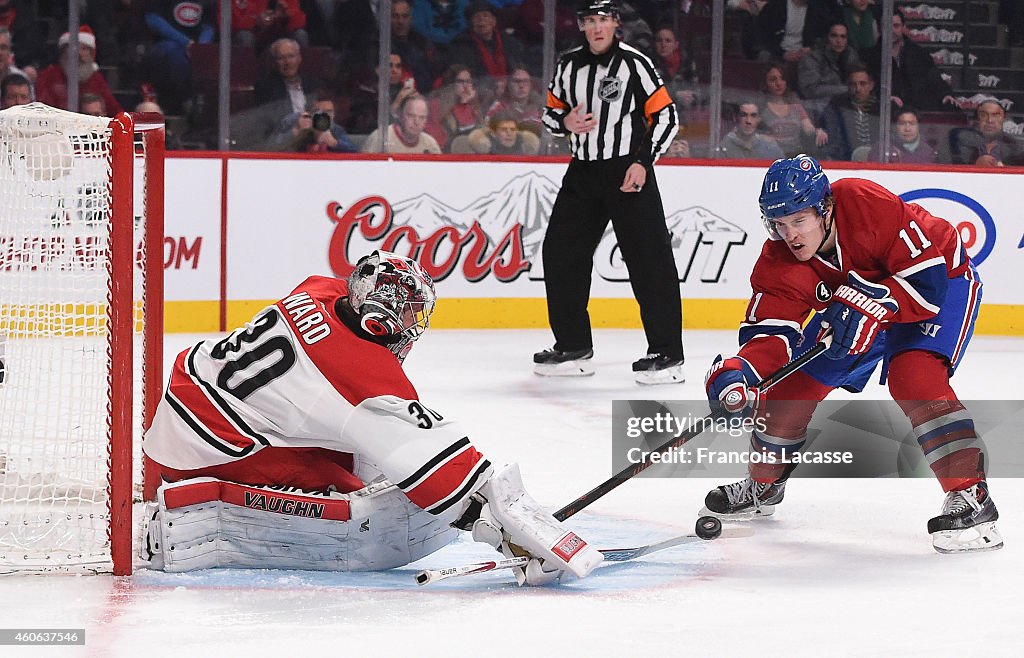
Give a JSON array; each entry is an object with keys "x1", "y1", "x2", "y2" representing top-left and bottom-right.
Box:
[{"x1": 543, "y1": 40, "x2": 678, "y2": 165}]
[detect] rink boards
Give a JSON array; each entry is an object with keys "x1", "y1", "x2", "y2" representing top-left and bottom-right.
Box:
[{"x1": 151, "y1": 155, "x2": 1023, "y2": 334}]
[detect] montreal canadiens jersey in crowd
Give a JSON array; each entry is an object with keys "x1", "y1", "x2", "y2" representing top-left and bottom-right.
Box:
[
  {"x1": 143, "y1": 276, "x2": 490, "y2": 515},
  {"x1": 737, "y1": 177, "x2": 971, "y2": 377}
]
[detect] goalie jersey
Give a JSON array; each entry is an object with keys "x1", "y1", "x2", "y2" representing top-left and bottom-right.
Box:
[
  {"x1": 738, "y1": 177, "x2": 971, "y2": 376},
  {"x1": 143, "y1": 276, "x2": 490, "y2": 515}
]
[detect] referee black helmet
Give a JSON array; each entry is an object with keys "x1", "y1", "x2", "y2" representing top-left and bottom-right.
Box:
[{"x1": 576, "y1": 0, "x2": 620, "y2": 29}]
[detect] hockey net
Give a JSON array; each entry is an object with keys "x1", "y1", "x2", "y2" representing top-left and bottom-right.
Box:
[{"x1": 0, "y1": 103, "x2": 164, "y2": 575}]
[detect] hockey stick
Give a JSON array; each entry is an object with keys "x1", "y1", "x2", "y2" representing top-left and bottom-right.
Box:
[
  {"x1": 552, "y1": 334, "x2": 833, "y2": 521},
  {"x1": 415, "y1": 336, "x2": 829, "y2": 586},
  {"x1": 415, "y1": 556, "x2": 529, "y2": 585},
  {"x1": 414, "y1": 527, "x2": 754, "y2": 585},
  {"x1": 595, "y1": 525, "x2": 753, "y2": 561}
]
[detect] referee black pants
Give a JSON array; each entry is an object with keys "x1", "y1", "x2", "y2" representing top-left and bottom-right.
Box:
[{"x1": 542, "y1": 156, "x2": 684, "y2": 361}]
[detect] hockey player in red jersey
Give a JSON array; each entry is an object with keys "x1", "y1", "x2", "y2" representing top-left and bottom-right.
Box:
[
  {"x1": 702, "y1": 155, "x2": 1001, "y2": 553},
  {"x1": 142, "y1": 250, "x2": 603, "y2": 583}
]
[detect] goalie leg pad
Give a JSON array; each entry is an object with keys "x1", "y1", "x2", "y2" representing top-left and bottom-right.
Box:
[
  {"x1": 146, "y1": 477, "x2": 457, "y2": 572},
  {"x1": 475, "y1": 463, "x2": 604, "y2": 581}
]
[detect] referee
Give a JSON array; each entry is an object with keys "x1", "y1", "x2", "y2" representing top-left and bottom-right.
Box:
[{"x1": 533, "y1": 0, "x2": 684, "y2": 385}]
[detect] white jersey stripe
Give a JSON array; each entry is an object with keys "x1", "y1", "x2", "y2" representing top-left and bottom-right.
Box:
[
  {"x1": 892, "y1": 275, "x2": 941, "y2": 315},
  {"x1": 952, "y1": 267, "x2": 981, "y2": 365}
]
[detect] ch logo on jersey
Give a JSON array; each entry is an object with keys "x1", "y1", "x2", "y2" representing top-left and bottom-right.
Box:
[
  {"x1": 815, "y1": 281, "x2": 833, "y2": 303},
  {"x1": 598, "y1": 77, "x2": 622, "y2": 103}
]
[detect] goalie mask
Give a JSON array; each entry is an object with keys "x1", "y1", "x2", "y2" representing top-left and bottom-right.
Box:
[{"x1": 347, "y1": 251, "x2": 436, "y2": 362}]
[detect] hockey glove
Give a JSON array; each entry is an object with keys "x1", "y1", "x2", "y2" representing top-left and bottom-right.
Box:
[
  {"x1": 465, "y1": 464, "x2": 604, "y2": 586},
  {"x1": 705, "y1": 355, "x2": 761, "y2": 417},
  {"x1": 819, "y1": 272, "x2": 899, "y2": 360}
]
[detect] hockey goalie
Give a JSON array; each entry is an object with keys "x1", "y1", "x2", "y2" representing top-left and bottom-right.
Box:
[{"x1": 142, "y1": 250, "x2": 603, "y2": 584}]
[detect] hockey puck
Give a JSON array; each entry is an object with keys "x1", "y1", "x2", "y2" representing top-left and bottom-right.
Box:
[{"x1": 695, "y1": 515, "x2": 722, "y2": 540}]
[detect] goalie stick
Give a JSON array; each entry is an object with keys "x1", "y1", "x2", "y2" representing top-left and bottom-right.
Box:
[
  {"x1": 552, "y1": 333, "x2": 833, "y2": 521},
  {"x1": 414, "y1": 526, "x2": 754, "y2": 585}
]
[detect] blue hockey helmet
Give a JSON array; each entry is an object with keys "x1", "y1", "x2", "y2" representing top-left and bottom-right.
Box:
[{"x1": 758, "y1": 155, "x2": 832, "y2": 239}]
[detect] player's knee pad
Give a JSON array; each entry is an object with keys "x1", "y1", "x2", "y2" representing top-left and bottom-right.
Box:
[
  {"x1": 142, "y1": 477, "x2": 458, "y2": 572},
  {"x1": 467, "y1": 463, "x2": 603, "y2": 584}
]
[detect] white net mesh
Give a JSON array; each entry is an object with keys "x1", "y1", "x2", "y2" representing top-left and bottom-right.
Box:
[{"x1": 0, "y1": 103, "x2": 149, "y2": 572}]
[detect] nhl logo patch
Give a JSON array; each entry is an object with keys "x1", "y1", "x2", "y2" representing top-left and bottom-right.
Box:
[
  {"x1": 815, "y1": 281, "x2": 833, "y2": 303},
  {"x1": 598, "y1": 76, "x2": 622, "y2": 102}
]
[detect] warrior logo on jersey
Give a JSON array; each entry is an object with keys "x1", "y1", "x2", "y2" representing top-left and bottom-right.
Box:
[
  {"x1": 815, "y1": 281, "x2": 833, "y2": 303},
  {"x1": 598, "y1": 77, "x2": 623, "y2": 102}
]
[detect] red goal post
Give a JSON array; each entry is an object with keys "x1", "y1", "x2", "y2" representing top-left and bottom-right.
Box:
[{"x1": 0, "y1": 103, "x2": 164, "y2": 575}]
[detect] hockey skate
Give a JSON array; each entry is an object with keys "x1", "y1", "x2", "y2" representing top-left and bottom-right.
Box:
[
  {"x1": 632, "y1": 353, "x2": 684, "y2": 385},
  {"x1": 701, "y1": 476, "x2": 786, "y2": 520},
  {"x1": 533, "y1": 347, "x2": 595, "y2": 377},
  {"x1": 928, "y1": 482, "x2": 1003, "y2": 554}
]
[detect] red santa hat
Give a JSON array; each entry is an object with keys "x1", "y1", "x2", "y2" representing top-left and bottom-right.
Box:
[{"x1": 58, "y1": 25, "x2": 97, "y2": 51}]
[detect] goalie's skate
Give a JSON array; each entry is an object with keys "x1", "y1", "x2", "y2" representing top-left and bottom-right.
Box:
[
  {"x1": 632, "y1": 353, "x2": 684, "y2": 385},
  {"x1": 701, "y1": 476, "x2": 786, "y2": 520},
  {"x1": 928, "y1": 482, "x2": 1003, "y2": 554},
  {"x1": 533, "y1": 347, "x2": 595, "y2": 377}
]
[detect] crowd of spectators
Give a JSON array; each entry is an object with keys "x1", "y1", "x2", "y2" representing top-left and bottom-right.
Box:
[
  {"x1": 0, "y1": 0, "x2": 1019, "y2": 165},
  {"x1": 715, "y1": 0, "x2": 1023, "y2": 164}
]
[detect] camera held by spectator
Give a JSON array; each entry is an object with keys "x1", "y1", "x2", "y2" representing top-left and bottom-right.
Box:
[
  {"x1": 311, "y1": 110, "x2": 332, "y2": 132},
  {"x1": 271, "y1": 92, "x2": 358, "y2": 153}
]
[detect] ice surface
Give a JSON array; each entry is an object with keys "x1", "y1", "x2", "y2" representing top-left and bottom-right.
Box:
[{"x1": 1, "y1": 329, "x2": 1020, "y2": 657}]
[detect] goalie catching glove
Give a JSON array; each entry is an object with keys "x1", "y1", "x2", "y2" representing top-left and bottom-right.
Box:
[
  {"x1": 705, "y1": 355, "x2": 761, "y2": 417},
  {"x1": 819, "y1": 272, "x2": 898, "y2": 359},
  {"x1": 456, "y1": 463, "x2": 604, "y2": 586}
]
